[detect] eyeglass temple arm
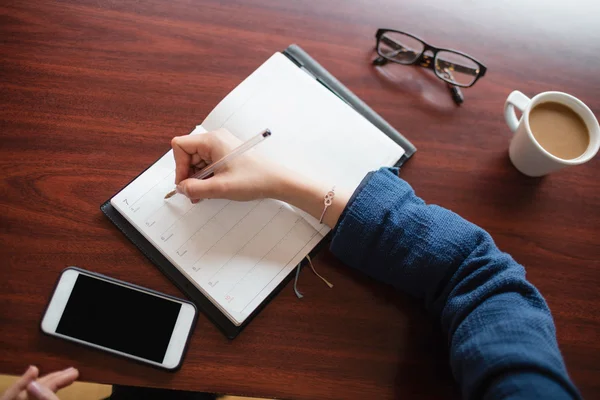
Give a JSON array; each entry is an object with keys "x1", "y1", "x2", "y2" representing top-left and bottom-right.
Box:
[
  {"x1": 380, "y1": 36, "x2": 479, "y2": 76},
  {"x1": 442, "y1": 69, "x2": 464, "y2": 105}
]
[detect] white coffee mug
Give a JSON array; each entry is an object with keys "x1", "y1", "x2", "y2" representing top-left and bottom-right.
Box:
[{"x1": 504, "y1": 90, "x2": 600, "y2": 177}]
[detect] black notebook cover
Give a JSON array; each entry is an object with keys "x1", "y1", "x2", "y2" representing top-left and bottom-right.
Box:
[{"x1": 101, "y1": 45, "x2": 414, "y2": 339}]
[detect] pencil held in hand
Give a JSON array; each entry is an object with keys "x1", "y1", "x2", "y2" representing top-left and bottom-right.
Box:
[
  {"x1": 164, "y1": 129, "x2": 271, "y2": 199},
  {"x1": 164, "y1": 189, "x2": 178, "y2": 199}
]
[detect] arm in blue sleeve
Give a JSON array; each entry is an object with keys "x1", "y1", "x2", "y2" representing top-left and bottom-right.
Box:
[{"x1": 330, "y1": 168, "x2": 580, "y2": 400}]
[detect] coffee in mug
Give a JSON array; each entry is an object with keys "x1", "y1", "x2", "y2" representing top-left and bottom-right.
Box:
[
  {"x1": 504, "y1": 91, "x2": 599, "y2": 176},
  {"x1": 529, "y1": 102, "x2": 589, "y2": 160}
]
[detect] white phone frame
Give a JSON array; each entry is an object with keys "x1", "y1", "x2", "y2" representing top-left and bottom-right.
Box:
[{"x1": 41, "y1": 268, "x2": 197, "y2": 370}]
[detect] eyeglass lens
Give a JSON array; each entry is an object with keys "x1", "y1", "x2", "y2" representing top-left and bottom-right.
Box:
[
  {"x1": 435, "y1": 51, "x2": 479, "y2": 86},
  {"x1": 377, "y1": 31, "x2": 424, "y2": 65}
]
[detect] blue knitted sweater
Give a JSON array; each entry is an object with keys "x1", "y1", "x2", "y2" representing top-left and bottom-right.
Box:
[{"x1": 330, "y1": 168, "x2": 580, "y2": 400}]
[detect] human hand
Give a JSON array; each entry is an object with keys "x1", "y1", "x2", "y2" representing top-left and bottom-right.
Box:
[
  {"x1": 171, "y1": 128, "x2": 288, "y2": 202},
  {"x1": 171, "y1": 128, "x2": 350, "y2": 227},
  {"x1": 0, "y1": 365, "x2": 79, "y2": 400}
]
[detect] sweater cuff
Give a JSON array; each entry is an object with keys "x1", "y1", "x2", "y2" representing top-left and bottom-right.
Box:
[{"x1": 330, "y1": 167, "x2": 413, "y2": 267}]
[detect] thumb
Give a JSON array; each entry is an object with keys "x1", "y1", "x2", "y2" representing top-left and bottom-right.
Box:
[{"x1": 177, "y1": 177, "x2": 225, "y2": 200}]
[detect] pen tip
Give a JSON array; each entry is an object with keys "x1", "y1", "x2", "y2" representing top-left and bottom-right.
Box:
[
  {"x1": 263, "y1": 129, "x2": 271, "y2": 137},
  {"x1": 164, "y1": 190, "x2": 176, "y2": 199}
]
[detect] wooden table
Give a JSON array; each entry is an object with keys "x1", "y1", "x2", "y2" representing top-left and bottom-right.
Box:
[{"x1": 2, "y1": 1, "x2": 599, "y2": 399}]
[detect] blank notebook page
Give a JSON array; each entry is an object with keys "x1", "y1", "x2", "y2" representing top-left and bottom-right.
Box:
[{"x1": 111, "y1": 52, "x2": 405, "y2": 325}]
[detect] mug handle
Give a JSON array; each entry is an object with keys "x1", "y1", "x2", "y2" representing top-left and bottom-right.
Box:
[{"x1": 504, "y1": 91, "x2": 531, "y2": 132}]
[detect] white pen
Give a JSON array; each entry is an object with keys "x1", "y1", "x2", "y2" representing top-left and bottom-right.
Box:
[{"x1": 164, "y1": 128, "x2": 272, "y2": 199}]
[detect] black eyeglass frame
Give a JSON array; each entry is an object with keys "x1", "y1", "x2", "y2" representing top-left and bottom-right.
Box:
[{"x1": 374, "y1": 28, "x2": 487, "y2": 88}]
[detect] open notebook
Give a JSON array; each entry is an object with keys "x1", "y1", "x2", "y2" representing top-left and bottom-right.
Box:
[{"x1": 106, "y1": 51, "x2": 406, "y2": 334}]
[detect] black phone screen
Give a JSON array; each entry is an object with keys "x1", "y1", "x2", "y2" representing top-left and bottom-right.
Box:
[{"x1": 56, "y1": 274, "x2": 182, "y2": 363}]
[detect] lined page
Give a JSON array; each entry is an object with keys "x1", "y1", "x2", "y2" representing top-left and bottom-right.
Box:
[{"x1": 111, "y1": 126, "x2": 323, "y2": 325}]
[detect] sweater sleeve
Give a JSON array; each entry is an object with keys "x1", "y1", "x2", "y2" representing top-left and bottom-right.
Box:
[{"x1": 330, "y1": 168, "x2": 580, "y2": 400}]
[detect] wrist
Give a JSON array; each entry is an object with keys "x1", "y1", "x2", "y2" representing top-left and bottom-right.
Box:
[
  {"x1": 269, "y1": 168, "x2": 349, "y2": 228},
  {"x1": 269, "y1": 168, "x2": 321, "y2": 206}
]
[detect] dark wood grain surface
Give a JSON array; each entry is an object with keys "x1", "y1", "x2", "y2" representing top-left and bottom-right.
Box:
[{"x1": 1, "y1": 1, "x2": 599, "y2": 399}]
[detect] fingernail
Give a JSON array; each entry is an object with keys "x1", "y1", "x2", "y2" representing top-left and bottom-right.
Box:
[
  {"x1": 28, "y1": 381, "x2": 44, "y2": 397},
  {"x1": 63, "y1": 366, "x2": 76, "y2": 373},
  {"x1": 176, "y1": 184, "x2": 184, "y2": 195}
]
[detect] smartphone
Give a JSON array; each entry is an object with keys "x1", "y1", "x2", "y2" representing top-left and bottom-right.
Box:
[{"x1": 41, "y1": 267, "x2": 197, "y2": 371}]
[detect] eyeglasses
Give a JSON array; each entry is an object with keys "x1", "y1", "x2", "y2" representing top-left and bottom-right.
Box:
[{"x1": 373, "y1": 29, "x2": 487, "y2": 104}]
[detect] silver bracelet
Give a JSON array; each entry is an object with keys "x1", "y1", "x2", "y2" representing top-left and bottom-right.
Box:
[{"x1": 319, "y1": 186, "x2": 336, "y2": 224}]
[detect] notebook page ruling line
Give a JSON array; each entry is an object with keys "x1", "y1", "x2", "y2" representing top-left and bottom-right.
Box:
[
  {"x1": 111, "y1": 197, "x2": 243, "y2": 324},
  {"x1": 202, "y1": 53, "x2": 304, "y2": 140},
  {"x1": 201, "y1": 54, "x2": 286, "y2": 133},
  {"x1": 111, "y1": 126, "x2": 207, "y2": 215},
  {"x1": 185, "y1": 199, "x2": 321, "y2": 319},
  {"x1": 112, "y1": 191, "x2": 282, "y2": 326},
  {"x1": 222, "y1": 216, "x2": 319, "y2": 313},
  {"x1": 138, "y1": 201, "x2": 319, "y2": 326},
  {"x1": 111, "y1": 152, "x2": 173, "y2": 208},
  {"x1": 287, "y1": 205, "x2": 330, "y2": 233},
  {"x1": 235, "y1": 227, "x2": 324, "y2": 317},
  {"x1": 200, "y1": 205, "x2": 300, "y2": 295}
]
